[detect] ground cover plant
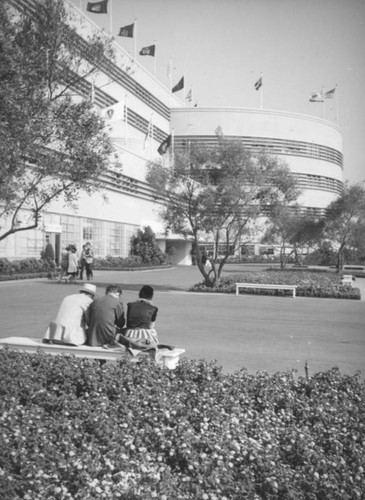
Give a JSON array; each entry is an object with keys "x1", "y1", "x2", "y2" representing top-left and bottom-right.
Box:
[
  {"x1": 1, "y1": 350, "x2": 364, "y2": 499},
  {"x1": 191, "y1": 270, "x2": 361, "y2": 299}
]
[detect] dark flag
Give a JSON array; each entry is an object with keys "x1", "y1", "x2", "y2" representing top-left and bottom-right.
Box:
[
  {"x1": 172, "y1": 77, "x2": 184, "y2": 93},
  {"x1": 139, "y1": 45, "x2": 156, "y2": 57},
  {"x1": 118, "y1": 24, "x2": 134, "y2": 37},
  {"x1": 254, "y1": 76, "x2": 262, "y2": 90},
  {"x1": 157, "y1": 135, "x2": 171, "y2": 155},
  {"x1": 87, "y1": 0, "x2": 108, "y2": 14}
]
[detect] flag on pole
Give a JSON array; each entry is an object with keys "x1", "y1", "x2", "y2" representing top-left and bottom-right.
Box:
[
  {"x1": 157, "y1": 135, "x2": 171, "y2": 155},
  {"x1": 186, "y1": 89, "x2": 192, "y2": 103},
  {"x1": 100, "y1": 102, "x2": 125, "y2": 122},
  {"x1": 144, "y1": 117, "x2": 153, "y2": 147},
  {"x1": 87, "y1": 0, "x2": 108, "y2": 13},
  {"x1": 324, "y1": 87, "x2": 336, "y2": 99},
  {"x1": 309, "y1": 90, "x2": 324, "y2": 102},
  {"x1": 254, "y1": 76, "x2": 262, "y2": 91},
  {"x1": 118, "y1": 24, "x2": 134, "y2": 37},
  {"x1": 172, "y1": 77, "x2": 184, "y2": 93},
  {"x1": 139, "y1": 44, "x2": 155, "y2": 57}
]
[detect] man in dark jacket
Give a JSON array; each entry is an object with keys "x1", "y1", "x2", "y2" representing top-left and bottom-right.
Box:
[{"x1": 86, "y1": 284, "x2": 125, "y2": 346}]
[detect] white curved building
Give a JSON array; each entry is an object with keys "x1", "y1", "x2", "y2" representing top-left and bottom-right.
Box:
[
  {"x1": 171, "y1": 107, "x2": 343, "y2": 215},
  {"x1": 1, "y1": 0, "x2": 343, "y2": 265}
]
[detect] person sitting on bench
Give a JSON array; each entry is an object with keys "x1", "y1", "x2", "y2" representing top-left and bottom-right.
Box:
[
  {"x1": 44, "y1": 283, "x2": 96, "y2": 345},
  {"x1": 121, "y1": 285, "x2": 159, "y2": 345},
  {"x1": 86, "y1": 284, "x2": 125, "y2": 347}
]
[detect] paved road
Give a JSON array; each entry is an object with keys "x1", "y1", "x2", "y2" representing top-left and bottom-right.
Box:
[{"x1": 0, "y1": 265, "x2": 364, "y2": 377}]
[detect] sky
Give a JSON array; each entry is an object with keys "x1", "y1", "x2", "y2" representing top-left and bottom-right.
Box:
[{"x1": 71, "y1": 0, "x2": 365, "y2": 185}]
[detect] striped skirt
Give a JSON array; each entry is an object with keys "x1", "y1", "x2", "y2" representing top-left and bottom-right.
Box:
[{"x1": 123, "y1": 328, "x2": 159, "y2": 345}]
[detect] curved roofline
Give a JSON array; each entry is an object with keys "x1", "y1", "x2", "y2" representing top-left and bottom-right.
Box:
[{"x1": 170, "y1": 106, "x2": 342, "y2": 133}]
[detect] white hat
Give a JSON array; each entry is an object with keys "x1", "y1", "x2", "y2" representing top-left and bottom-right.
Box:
[{"x1": 79, "y1": 283, "x2": 96, "y2": 296}]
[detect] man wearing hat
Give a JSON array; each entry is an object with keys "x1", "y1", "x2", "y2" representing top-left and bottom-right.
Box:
[{"x1": 44, "y1": 283, "x2": 96, "y2": 345}]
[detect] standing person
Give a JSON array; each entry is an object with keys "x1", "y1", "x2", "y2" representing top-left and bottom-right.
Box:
[
  {"x1": 84, "y1": 242, "x2": 94, "y2": 281},
  {"x1": 67, "y1": 245, "x2": 78, "y2": 283},
  {"x1": 58, "y1": 246, "x2": 70, "y2": 282},
  {"x1": 44, "y1": 283, "x2": 96, "y2": 345},
  {"x1": 86, "y1": 284, "x2": 125, "y2": 347},
  {"x1": 122, "y1": 285, "x2": 159, "y2": 345},
  {"x1": 79, "y1": 245, "x2": 87, "y2": 281}
]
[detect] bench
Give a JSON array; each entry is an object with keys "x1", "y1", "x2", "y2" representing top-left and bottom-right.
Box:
[
  {"x1": 0, "y1": 337, "x2": 185, "y2": 370},
  {"x1": 236, "y1": 283, "x2": 298, "y2": 298},
  {"x1": 341, "y1": 274, "x2": 353, "y2": 286}
]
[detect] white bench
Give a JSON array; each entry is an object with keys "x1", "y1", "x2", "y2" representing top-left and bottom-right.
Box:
[
  {"x1": 341, "y1": 274, "x2": 353, "y2": 286},
  {"x1": 0, "y1": 337, "x2": 185, "y2": 370},
  {"x1": 236, "y1": 283, "x2": 298, "y2": 298}
]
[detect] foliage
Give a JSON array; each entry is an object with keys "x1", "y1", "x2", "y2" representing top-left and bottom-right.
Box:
[
  {"x1": 0, "y1": 0, "x2": 119, "y2": 242},
  {"x1": 0, "y1": 350, "x2": 364, "y2": 499},
  {"x1": 147, "y1": 130, "x2": 299, "y2": 287},
  {"x1": 191, "y1": 270, "x2": 361, "y2": 299},
  {"x1": 324, "y1": 183, "x2": 365, "y2": 271},
  {"x1": 130, "y1": 226, "x2": 167, "y2": 265},
  {"x1": 263, "y1": 207, "x2": 324, "y2": 269},
  {"x1": 0, "y1": 257, "x2": 55, "y2": 276}
]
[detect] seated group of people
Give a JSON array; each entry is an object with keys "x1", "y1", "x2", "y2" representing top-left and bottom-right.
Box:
[{"x1": 44, "y1": 283, "x2": 159, "y2": 349}]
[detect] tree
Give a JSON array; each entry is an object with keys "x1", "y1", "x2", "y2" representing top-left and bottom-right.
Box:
[
  {"x1": 324, "y1": 183, "x2": 365, "y2": 271},
  {"x1": 262, "y1": 206, "x2": 324, "y2": 268},
  {"x1": 130, "y1": 226, "x2": 167, "y2": 265},
  {"x1": 146, "y1": 131, "x2": 298, "y2": 286},
  {"x1": 0, "y1": 0, "x2": 119, "y2": 242}
]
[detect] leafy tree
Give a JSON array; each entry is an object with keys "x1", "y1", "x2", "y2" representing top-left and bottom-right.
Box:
[
  {"x1": 263, "y1": 206, "x2": 324, "y2": 268},
  {"x1": 147, "y1": 131, "x2": 298, "y2": 286},
  {"x1": 0, "y1": 0, "x2": 118, "y2": 242},
  {"x1": 130, "y1": 226, "x2": 167, "y2": 265},
  {"x1": 324, "y1": 183, "x2": 365, "y2": 271}
]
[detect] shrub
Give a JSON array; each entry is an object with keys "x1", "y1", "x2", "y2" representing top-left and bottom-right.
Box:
[
  {"x1": 0, "y1": 257, "x2": 55, "y2": 276},
  {"x1": 191, "y1": 270, "x2": 361, "y2": 299},
  {"x1": 0, "y1": 350, "x2": 364, "y2": 499}
]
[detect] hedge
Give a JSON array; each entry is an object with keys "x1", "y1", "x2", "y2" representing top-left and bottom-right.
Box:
[
  {"x1": 191, "y1": 270, "x2": 361, "y2": 300},
  {"x1": 0, "y1": 350, "x2": 364, "y2": 499}
]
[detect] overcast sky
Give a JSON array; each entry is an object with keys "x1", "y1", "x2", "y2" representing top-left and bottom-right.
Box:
[{"x1": 72, "y1": 0, "x2": 365, "y2": 185}]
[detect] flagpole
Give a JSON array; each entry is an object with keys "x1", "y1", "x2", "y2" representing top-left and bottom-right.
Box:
[
  {"x1": 134, "y1": 19, "x2": 137, "y2": 60},
  {"x1": 322, "y1": 86, "x2": 325, "y2": 120},
  {"x1": 150, "y1": 113, "x2": 154, "y2": 158},
  {"x1": 124, "y1": 94, "x2": 128, "y2": 145},
  {"x1": 168, "y1": 58, "x2": 172, "y2": 92},
  {"x1": 109, "y1": 0, "x2": 112, "y2": 35},
  {"x1": 260, "y1": 72, "x2": 263, "y2": 109},
  {"x1": 153, "y1": 40, "x2": 157, "y2": 77},
  {"x1": 336, "y1": 84, "x2": 339, "y2": 125},
  {"x1": 171, "y1": 128, "x2": 175, "y2": 163}
]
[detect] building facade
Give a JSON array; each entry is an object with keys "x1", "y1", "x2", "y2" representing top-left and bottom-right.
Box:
[{"x1": 1, "y1": 1, "x2": 343, "y2": 265}]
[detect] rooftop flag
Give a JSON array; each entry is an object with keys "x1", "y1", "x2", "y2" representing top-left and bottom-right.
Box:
[
  {"x1": 254, "y1": 76, "x2": 262, "y2": 91},
  {"x1": 309, "y1": 91, "x2": 324, "y2": 102},
  {"x1": 157, "y1": 135, "x2": 171, "y2": 155},
  {"x1": 172, "y1": 77, "x2": 184, "y2": 93},
  {"x1": 139, "y1": 44, "x2": 155, "y2": 57},
  {"x1": 87, "y1": 0, "x2": 108, "y2": 14},
  {"x1": 324, "y1": 87, "x2": 336, "y2": 99},
  {"x1": 118, "y1": 23, "x2": 134, "y2": 38}
]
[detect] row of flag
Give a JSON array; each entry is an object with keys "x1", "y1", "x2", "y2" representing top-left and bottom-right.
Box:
[
  {"x1": 86, "y1": 0, "x2": 190, "y2": 96},
  {"x1": 309, "y1": 87, "x2": 336, "y2": 102}
]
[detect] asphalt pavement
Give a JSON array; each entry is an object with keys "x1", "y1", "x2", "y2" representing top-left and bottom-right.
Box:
[{"x1": 0, "y1": 265, "x2": 364, "y2": 377}]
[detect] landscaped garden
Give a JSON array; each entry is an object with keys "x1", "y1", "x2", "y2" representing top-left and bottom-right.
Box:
[
  {"x1": 191, "y1": 269, "x2": 361, "y2": 300},
  {"x1": 0, "y1": 349, "x2": 364, "y2": 499}
]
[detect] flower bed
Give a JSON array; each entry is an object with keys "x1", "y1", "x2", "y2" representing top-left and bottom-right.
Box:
[
  {"x1": 191, "y1": 270, "x2": 361, "y2": 299},
  {"x1": 0, "y1": 350, "x2": 364, "y2": 499}
]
